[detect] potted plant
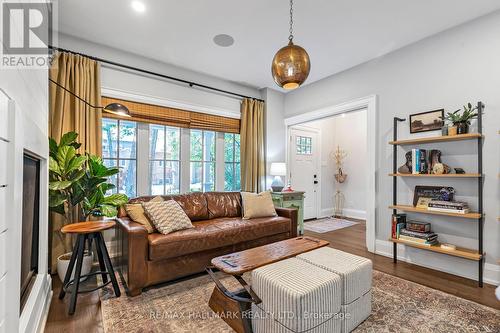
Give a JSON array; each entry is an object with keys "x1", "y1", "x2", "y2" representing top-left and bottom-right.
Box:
[
  {"x1": 49, "y1": 132, "x2": 128, "y2": 282},
  {"x1": 443, "y1": 103, "x2": 478, "y2": 135}
]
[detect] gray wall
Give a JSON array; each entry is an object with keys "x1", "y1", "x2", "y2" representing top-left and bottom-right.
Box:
[{"x1": 284, "y1": 11, "x2": 500, "y2": 283}]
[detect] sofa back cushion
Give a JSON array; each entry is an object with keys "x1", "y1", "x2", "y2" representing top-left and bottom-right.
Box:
[
  {"x1": 205, "y1": 192, "x2": 242, "y2": 219},
  {"x1": 127, "y1": 192, "x2": 209, "y2": 221}
]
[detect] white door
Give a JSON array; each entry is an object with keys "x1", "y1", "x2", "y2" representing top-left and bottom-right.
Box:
[{"x1": 289, "y1": 128, "x2": 319, "y2": 220}]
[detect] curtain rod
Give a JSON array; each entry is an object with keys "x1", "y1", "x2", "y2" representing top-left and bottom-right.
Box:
[{"x1": 48, "y1": 45, "x2": 265, "y2": 103}]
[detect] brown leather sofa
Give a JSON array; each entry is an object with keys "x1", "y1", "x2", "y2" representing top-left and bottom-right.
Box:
[{"x1": 116, "y1": 192, "x2": 298, "y2": 296}]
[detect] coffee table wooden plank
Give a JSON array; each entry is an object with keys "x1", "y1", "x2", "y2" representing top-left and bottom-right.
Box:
[{"x1": 211, "y1": 237, "x2": 329, "y2": 275}]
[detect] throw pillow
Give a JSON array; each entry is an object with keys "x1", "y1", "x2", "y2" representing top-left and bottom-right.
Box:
[
  {"x1": 142, "y1": 200, "x2": 193, "y2": 235},
  {"x1": 241, "y1": 191, "x2": 277, "y2": 219},
  {"x1": 124, "y1": 196, "x2": 164, "y2": 233}
]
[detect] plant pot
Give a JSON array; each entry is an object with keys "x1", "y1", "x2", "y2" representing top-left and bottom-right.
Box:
[
  {"x1": 448, "y1": 126, "x2": 457, "y2": 136},
  {"x1": 57, "y1": 251, "x2": 93, "y2": 283},
  {"x1": 455, "y1": 122, "x2": 469, "y2": 134}
]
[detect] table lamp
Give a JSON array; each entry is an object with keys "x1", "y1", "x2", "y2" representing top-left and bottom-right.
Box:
[{"x1": 270, "y1": 162, "x2": 286, "y2": 192}]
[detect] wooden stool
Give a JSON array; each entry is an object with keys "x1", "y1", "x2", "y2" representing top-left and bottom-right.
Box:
[{"x1": 59, "y1": 221, "x2": 121, "y2": 315}]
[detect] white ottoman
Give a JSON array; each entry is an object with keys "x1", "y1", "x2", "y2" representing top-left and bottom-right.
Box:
[
  {"x1": 297, "y1": 247, "x2": 372, "y2": 332},
  {"x1": 251, "y1": 258, "x2": 343, "y2": 333}
]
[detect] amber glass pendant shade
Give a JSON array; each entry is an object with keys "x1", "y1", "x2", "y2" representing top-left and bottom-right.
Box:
[{"x1": 272, "y1": 40, "x2": 310, "y2": 90}]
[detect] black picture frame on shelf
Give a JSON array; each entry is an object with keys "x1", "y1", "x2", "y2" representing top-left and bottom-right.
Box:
[
  {"x1": 409, "y1": 109, "x2": 444, "y2": 134},
  {"x1": 412, "y1": 185, "x2": 455, "y2": 207}
]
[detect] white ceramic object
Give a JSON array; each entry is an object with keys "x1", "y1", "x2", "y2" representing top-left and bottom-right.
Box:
[{"x1": 57, "y1": 251, "x2": 93, "y2": 283}]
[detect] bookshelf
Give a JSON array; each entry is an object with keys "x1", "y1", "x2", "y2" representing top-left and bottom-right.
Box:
[{"x1": 390, "y1": 102, "x2": 484, "y2": 287}]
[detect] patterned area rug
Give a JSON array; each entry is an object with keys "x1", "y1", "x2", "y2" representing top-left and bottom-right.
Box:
[
  {"x1": 100, "y1": 271, "x2": 500, "y2": 333},
  {"x1": 304, "y1": 217, "x2": 358, "y2": 233}
]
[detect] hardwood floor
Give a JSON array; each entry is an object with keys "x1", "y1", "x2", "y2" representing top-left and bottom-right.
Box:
[{"x1": 44, "y1": 219, "x2": 499, "y2": 332}]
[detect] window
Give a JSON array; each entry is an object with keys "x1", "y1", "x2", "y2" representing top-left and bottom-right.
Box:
[
  {"x1": 102, "y1": 120, "x2": 241, "y2": 196},
  {"x1": 190, "y1": 130, "x2": 216, "y2": 192},
  {"x1": 102, "y1": 118, "x2": 137, "y2": 197},
  {"x1": 224, "y1": 133, "x2": 241, "y2": 191},
  {"x1": 296, "y1": 135, "x2": 312, "y2": 155},
  {"x1": 149, "y1": 125, "x2": 180, "y2": 195}
]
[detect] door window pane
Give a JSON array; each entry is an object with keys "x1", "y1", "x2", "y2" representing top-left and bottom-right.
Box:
[
  {"x1": 149, "y1": 124, "x2": 165, "y2": 160},
  {"x1": 223, "y1": 133, "x2": 241, "y2": 191},
  {"x1": 203, "y1": 131, "x2": 216, "y2": 161},
  {"x1": 204, "y1": 162, "x2": 215, "y2": 192},
  {"x1": 165, "y1": 127, "x2": 180, "y2": 160},
  {"x1": 190, "y1": 129, "x2": 203, "y2": 161},
  {"x1": 118, "y1": 159, "x2": 136, "y2": 197},
  {"x1": 165, "y1": 161, "x2": 180, "y2": 194},
  {"x1": 149, "y1": 161, "x2": 164, "y2": 195},
  {"x1": 190, "y1": 130, "x2": 216, "y2": 192},
  {"x1": 119, "y1": 121, "x2": 137, "y2": 159}
]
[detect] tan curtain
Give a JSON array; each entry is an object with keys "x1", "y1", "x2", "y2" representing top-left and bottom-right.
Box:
[
  {"x1": 240, "y1": 98, "x2": 266, "y2": 192},
  {"x1": 48, "y1": 52, "x2": 102, "y2": 272}
]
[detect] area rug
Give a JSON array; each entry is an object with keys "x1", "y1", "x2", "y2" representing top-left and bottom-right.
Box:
[
  {"x1": 100, "y1": 270, "x2": 500, "y2": 333},
  {"x1": 303, "y1": 217, "x2": 358, "y2": 233}
]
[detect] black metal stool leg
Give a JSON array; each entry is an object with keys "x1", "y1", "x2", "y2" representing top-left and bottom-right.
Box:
[
  {"x1": 93, "y1": 233, "x2": 108, "y2": 283},
  {"x1": 97, "y1": 232, "x2": 121, "y2": 297},
  {"x1": 58, "y1": 235, "x2": 80, "y2": 300},
  {"x1": 68, "y1": 234, "x2": 86, "y2": 315}
]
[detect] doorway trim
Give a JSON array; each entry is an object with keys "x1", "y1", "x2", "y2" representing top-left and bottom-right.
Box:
[
  {"x1": 284, "y1": 95, "x2": 378, "y2": 253},
  {"x1": 288, "y1": 125, "x2": 322, "y2": 220}
]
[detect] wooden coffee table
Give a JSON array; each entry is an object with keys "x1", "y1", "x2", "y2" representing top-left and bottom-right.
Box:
[{"x1": 207, "y1": 237, "x2": 329, "y2": 333}]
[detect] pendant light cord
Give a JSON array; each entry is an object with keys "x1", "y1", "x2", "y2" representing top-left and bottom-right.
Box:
[{"x1": 288, "y1": 0, "x2": 294, "y2": 42}]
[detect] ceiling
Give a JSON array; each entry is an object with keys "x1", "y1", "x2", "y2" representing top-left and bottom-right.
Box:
[{"x1": 57, "y1": 0, "x2": 500, "y2": 90}]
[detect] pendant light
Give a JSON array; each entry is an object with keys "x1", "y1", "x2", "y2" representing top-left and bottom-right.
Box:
[{"x1": 271, "y1": 0, "x2": 310, "y2": 90}]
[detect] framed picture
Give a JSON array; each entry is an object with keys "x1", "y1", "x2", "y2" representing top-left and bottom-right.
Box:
[
  {"x1": 409, "y1": 109, "x2": 444, "y2": 134},
  {"x1": 413, "y1": 185, "x2": 454, "y2": 207}
]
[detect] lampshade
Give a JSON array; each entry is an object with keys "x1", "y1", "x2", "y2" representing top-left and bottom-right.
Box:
[
  {"x1": 270, "y1": 162, "x2": 287, "y2": 176},
  {"x1": 103, "y1": 103, "x2": 131, "y2": 117},
  {"x1": 271, "y1": 41, "x2": 310, "y2": 90}
]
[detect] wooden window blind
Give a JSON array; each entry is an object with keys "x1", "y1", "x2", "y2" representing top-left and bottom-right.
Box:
[{"x1": 102, "y1": 96, "x2": 240, "y2": 134}]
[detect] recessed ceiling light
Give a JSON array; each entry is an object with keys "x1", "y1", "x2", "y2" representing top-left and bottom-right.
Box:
[
  {"x1": 213, "y1": 34, "x2": 234, "y2": 47},
  {"x1": 131, "y1": 1, "x2": 146, "y2": 13}
]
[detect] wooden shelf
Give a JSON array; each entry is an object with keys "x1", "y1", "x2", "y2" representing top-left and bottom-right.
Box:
[
  {"x1": 389, "y1": 173, "x2": 481, "y2": 178},
  {"x1": 389, "y1": 133, "x2": 482, "y2": 145},
  {"x1": 389, "y1": 204, "x2": 481, "y2": 219},
  {"x1": 389, "y1": 238, "x2": 482, "y2": 261}
]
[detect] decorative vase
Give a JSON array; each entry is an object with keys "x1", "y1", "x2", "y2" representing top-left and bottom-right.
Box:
[
  {"x1": 448, "y1": 126, "x2": 457, "y2": 136},
  {"x1": 57, "y1": 251, "x2": 93, "y2": 283},
  {"x1": 455, "y1": 122, "x2": 468, "y2": 134},
  {"x1": 334, "y1": 190, "x2": 345, "y2": 217},
  {"x1": 441, "y1": 126, "x2": 448, "y2": 136}
]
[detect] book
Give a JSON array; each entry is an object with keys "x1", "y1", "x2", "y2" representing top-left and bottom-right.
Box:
[
  {"x1": 428, "y1": 200, "x2": 468, "y2": 209},
  {"x1": 427, "y1": 207, "x2": 470, "y2": 214},
  {"x1": 419, "y1": 149, "x2": 427, "y2": 173},
  {"x1": 391, "y1": 213, "x2": 406, "y2": 239},
  {"x1": 399, "y1": 228, "x2": 437, "y2": 240},
  {"x1": 399, "y1": 235, "x2": 438, "y2": 245},
  {"x1": 412, "y1": 149, "x2": 421, "y2": 174},
  {"x1": 406, "y1": 221, "x2": 431, "y2": 233}
]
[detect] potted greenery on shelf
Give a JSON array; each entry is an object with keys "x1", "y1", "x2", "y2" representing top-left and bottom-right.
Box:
[
  {"x1": 443, "y1": 103, "x2": 478, "y2": 135},
  {"x1": 49, "y1": 131, "x2": 128, "y2": 282}
]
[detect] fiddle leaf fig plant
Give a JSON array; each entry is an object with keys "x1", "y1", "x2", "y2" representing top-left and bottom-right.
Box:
[
  {"x1": 443, "y1": 103, "x2": 478, "y2": 125},
  {"x1": 49, "y1": 131, "x2": 128, "y2": 252}
]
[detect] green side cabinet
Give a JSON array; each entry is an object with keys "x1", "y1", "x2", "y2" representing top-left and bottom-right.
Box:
[{"x1": 271, "y1": 191, "x2": 305, "y2": 235}]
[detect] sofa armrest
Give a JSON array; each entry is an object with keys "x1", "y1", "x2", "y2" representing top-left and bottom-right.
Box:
[
  {"x1": 275, "y1": 207, "x2": 298, "y2": 238},
  {"x1": 115, "y1": 217, "x2": 149, "y2": 296}
]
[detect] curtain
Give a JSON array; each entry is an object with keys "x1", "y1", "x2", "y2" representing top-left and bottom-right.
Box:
[
  {"x1": 48, "y1": 52, "x2": 102, "y2": 272},
  {"x1": 240, "y1": 98, "x2": 266, "y2": 192}
]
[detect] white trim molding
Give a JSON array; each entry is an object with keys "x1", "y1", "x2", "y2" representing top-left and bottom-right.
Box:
[
  {"x1": 284, "y1": 95, "x2": 378, "y2": 253},
  {"x1": 101, "y1": 87, "x2": 241, "y2": 119}
]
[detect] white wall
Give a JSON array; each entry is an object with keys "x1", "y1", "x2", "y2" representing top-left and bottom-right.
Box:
[
  {"x1": 284, "y1": 11, "x2": 500, "y2": 284},
  {"x1": 58, "y1": 33, "x2": 262, "y2": 117},
  {"x1": 301, "y1": 109, "x2": 367, "y2": 219},
  {"x1": 0, "y1": 35, "x2": 51, "y2": 333}
]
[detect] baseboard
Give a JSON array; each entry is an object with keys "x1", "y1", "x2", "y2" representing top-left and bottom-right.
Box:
[
  {"x1": 37, "y1": 281, "x2": 52, "y2": 333},
  {"x1": 320, "y1": 207, "x2": 366, "y2": 220},
  {"x1": 375, "y1": 239, "x2": 499, "y2": 285}
]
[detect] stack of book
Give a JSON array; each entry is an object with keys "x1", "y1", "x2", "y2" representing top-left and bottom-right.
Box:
[
  {"x1": 399, "y1": 228, "x2": 438, "y2": 247},
  {"x1": 427, "y1": 200, "x2": 469, "y2": 214}
]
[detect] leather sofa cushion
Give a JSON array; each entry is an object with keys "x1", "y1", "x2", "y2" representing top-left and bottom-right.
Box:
[
  {"x1": 128, "y1": 192, "x2": 209, "y2": 221},
  {"x1": 205, "y1": 192, "x2": 242, "y2": 219},
  {"x1": 148, "y1": 216, "x2": 291, "y2": 261}
]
